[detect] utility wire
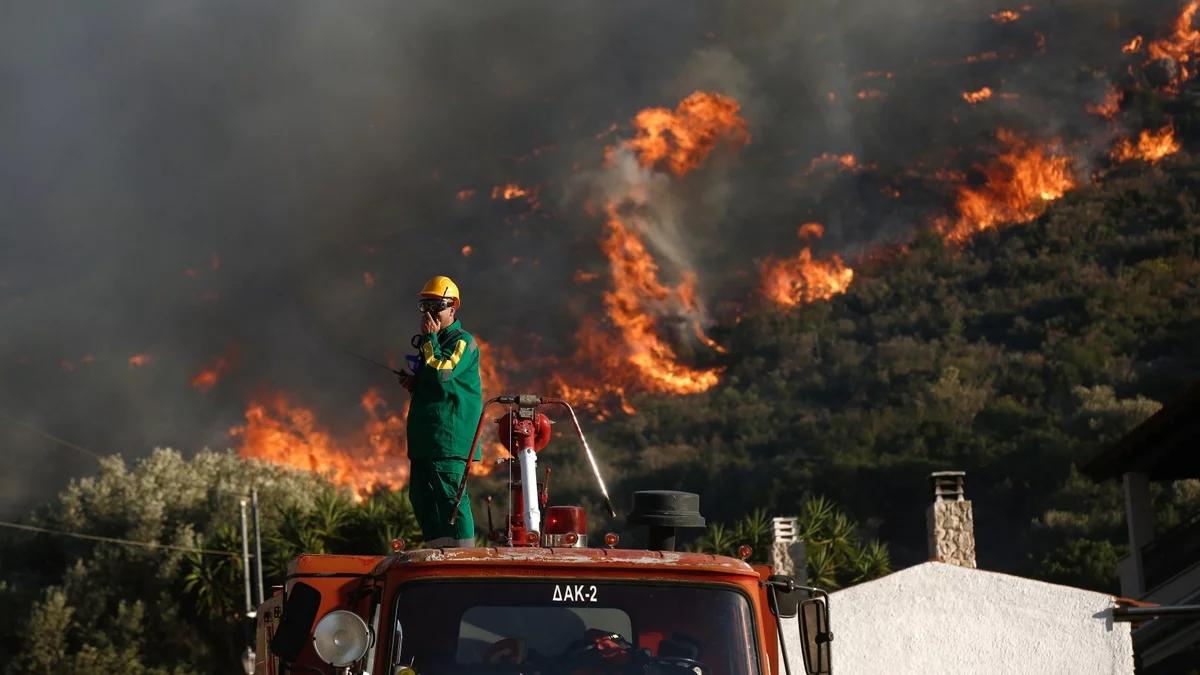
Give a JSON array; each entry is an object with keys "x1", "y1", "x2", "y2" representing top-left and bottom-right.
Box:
[
  {"x1": 0, "y1": 519, "x2": 240, "y2": 558},
  {"x1": 0, "y1": 413, "x2": 106, "y2": 461},
  {"x1": 2, "y1": 412, "x2": 260, "y2": 499}
]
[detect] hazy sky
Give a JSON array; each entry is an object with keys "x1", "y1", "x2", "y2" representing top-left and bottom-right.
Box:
[{"x1": 0, "y1": 0, "x2": 1160, "y2": 514}]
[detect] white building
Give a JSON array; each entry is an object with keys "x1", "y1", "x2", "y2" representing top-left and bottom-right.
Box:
[
  {"x1": 779, "y1": 472, "x2": 1135, "y2": 674},
  {"x1": 822, "y1": 561, "x2": 1133, "y2": 674}
]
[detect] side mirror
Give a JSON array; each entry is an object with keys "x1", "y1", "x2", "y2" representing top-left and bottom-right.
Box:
[
  {"x1": 269, "y1": 582, "x2": 321, "y2": 662},
  {"x1": 766, "y1": 574, "x2": 803, "y2": 618},
  {"x1": 798, "y1": 595, "x2": 832, "y2": 675}
]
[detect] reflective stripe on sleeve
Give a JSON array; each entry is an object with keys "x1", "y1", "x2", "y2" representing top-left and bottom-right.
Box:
[{"x1": 423, "y1": 339, "x2": 467, "y2": 371}]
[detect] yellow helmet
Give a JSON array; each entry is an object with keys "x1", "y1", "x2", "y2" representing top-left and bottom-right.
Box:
[{"x1": 417, "y1": 275, "x2": 460, "y2": 306}]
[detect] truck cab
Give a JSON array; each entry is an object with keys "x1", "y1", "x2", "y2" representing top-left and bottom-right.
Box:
[
  {"x1": 255, "y1": 396, "x2": 831, "y2": 675},
  {"x1": 257, "y1": 546, "x2": 829, "y2": 675}
]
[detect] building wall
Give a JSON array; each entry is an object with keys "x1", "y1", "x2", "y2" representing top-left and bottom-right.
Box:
[{"x1": 779, "y1": 562, "x2": 1134, "y2": 675}]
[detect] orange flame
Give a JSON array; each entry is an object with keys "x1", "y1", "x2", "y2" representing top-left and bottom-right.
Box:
[
  {"x1": 1147, "y1": 1, "x2": 1200, "y2": 91},
  {"x1": 935, "y1": 129, "x2": 1076, "y2": 243},
  {"x1": 962, "y1": 87, "x2": 994, "y2": 104},
  {"x1": 492, "y1": 183, "x2": 533, "y2": 200},
  {"x1": 1111, "y1": 125, "x2": 1181, "y2": 163},
  {"x1": 798, "y1": 222, "x2": 826, "y2": 239},
  {"x1": 1123, "y1": 35, "x2": 1144, "y2": 54},
  {"x1": 761, "y1": 224, "x2": 855, "y2": 307},
  {"x1": 456, "y1": 189, "x2": 476, "y2": 202},
  {"x1": 991, "y1": 9, "x2": 1021, "y2": 23},
  {"x1": 549, "y1": 93, "x2": 745, "y2": 412},
  {"x1": 626, "y1": 91, "x2": 750, "y2": 176},
  {"x1": 472, "y1": 338, "x2": 509, "y2": 475},
  {"x1": 191, "y1": 348, "x2": 236, "y2": 393},
  {"x1": 491, "y1": 183, "x2": 541, "y2": 211},
  {"x1": 598, "y1": 206, "x2": 721, "y2": 394},
  {"x1": 856, "y1": 89, "x2": 886, "y2": 100},
  {"x1": 1086, "y1": 85, "x2": 1123, "y2": 118},
  {"x1": 232, "y1": 388, "x2": 409, "y2": 499},
  {"x1": 551, "y1": 317, "x2": 639, "y2": 419},
  {"x1": 805, "y1": 153, "x2": 860, "y2": 174},
  {"x1": 128, "y1": 353, "x2": 152, "y2": 367}
]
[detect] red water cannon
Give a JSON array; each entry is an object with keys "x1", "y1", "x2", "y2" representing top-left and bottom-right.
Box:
[
  {"x1": 448, "y1": 394, "x2": 615, "y2": 547},
  {"x1": 496, "y1": 410, "x2": 552, "y2": 454}
]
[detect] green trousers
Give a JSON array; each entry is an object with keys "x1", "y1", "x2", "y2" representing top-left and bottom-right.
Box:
[{"x1": 410, "y1": 460, "x2": 474, "y2": 543}]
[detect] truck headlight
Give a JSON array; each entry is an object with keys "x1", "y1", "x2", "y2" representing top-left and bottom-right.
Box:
[{"x1": 312, "y1": 610, "x2": 371, "y2": 667}]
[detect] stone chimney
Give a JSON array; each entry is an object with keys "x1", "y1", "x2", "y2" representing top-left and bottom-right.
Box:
[
  {"x1": 771, "y1": 516, "x2": 807, "y2": 583},
  {"x1": 926, "y1": 471, "x2": 977, "y2": 568}
]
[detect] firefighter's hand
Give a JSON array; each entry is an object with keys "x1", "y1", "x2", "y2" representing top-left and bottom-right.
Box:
[
  {"x1": 397, "y1": 370, "x2": 414, "y2": 392},
  {"x1": 421, "y1": 311, "x2": 440, "y2": 335}
]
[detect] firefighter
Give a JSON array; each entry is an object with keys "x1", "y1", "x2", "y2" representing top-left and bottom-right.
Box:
[{"x1": 399, "y1": 275, "x2": 483, "y2": 548}]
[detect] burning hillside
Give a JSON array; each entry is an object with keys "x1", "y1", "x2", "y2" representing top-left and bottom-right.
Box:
[
  {"x1": 231, "y1": 388, "x2": 409, "y2": 500},
  {"x1": 761, "y1": 224, "x2": 856, "y2": 307},
  {"x1": 626, "y1": 92, "x2": 751, "y2": 176},
  {"x1": 1111, "y1": 125, "x2": 1182, "y2": 163},
  {"x1": 4, "y1": 0, "x2": 1198, "y2": 503},
  {"x1": 935, "y1": 130, "x2": 1077, "y2": 243}
]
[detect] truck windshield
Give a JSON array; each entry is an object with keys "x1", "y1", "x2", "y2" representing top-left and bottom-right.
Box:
[{"x1": 390, "y1": 580, "x2": 759, "y2": 675}]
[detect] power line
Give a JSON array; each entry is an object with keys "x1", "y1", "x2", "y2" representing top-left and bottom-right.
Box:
[
  {"x1": 0, "y1": 519, "x2": 240, "y2": 558},
  {"x1": 1, "y1": 411, "x2": 258, "y2": 499},
  {"x1": 0, "y1": 413, "x2": 105, "y2": 462}
]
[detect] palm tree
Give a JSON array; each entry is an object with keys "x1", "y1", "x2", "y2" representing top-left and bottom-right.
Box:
[
  {"x1": 692, "y1": 522, "x2": 734, "y2": 555},
  {"x1": 695, "y1": 496, "x2": 892, "y2": 589},
  {"x1": 181, "y1": 525, "x2": 242, "y2": 621}
]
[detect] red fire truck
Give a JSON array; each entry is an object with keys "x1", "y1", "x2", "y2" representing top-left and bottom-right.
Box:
[{"x1": 254, "y1": 395, "x2": 832, "y2": 675}]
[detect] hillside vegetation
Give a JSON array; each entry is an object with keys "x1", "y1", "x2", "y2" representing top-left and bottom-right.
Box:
[{"x1": 595, "y1": 151, "x2": 1200, "y2": 588}]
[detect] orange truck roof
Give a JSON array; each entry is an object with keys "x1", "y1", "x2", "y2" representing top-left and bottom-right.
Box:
[
  {"x1": 375, "y1": 546, "x2": 762, "y2": 577},
  {"x1": 286, "y1": 547, "x2": 760, "y2": 579}
]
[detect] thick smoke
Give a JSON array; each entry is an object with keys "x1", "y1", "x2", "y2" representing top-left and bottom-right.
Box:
[{"x1": 0, "y1": 0, "x2": 1177, "y2": 514}]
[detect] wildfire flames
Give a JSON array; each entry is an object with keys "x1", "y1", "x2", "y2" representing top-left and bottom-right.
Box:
[
  {"x1": 1111, "y1": 124, "x2": 1181, "y2": 163},
  {"x1": 191, "y1": 348, "x2": 236, "y2": 393},
  {"x1": 1087, "y1": 85, "x2": 1123, "y2": 118},
  {"x1": 626, "y1": 91, "x2": 750, "y2": 176},
  {"x1": 935, "y1": 129, "x2": 1076, "y2": 242},
  {"x1": 575, "y1": 91, "x2": 755, "y2": 395},
  {"x1": 128, "y1": 353, "x2": 152, "y2": 367},
  {"x1": 962, "y1": 87, "x2": 994, "y2": 104},
  {"x1": 596, "y1": 206, "x2": 721, "y2": 394},
  {"x1": 541, "y1": 91, "x2": 752, "y2": 409},
  {"x1": 232, "y1": 388, "x2": 408, "y2": 499},
  {"x1": 805, "y1": 152, "x2": 860, "y2": 175},
  {"x1": 491, "y1": 182, "x2": 541, "y2": 212},
  {"x1": 182, "y1": 0, "x2": 1194, "y2": 499},
  {"x1": 761, "y1": 223, "x2": 855, "y2": 307},
  {"x1": 228, "y1": 332, "x2": 513, "y2": 493},
  {"x1": 1145, "y1": 0, "x2": 1200, "y2": 91},
  {"x1": 492, "y1": 183, "x2": 535, "y2": 200},
  {"x1": 473, "y1": 338, "x2": 509, "y2": 475}
]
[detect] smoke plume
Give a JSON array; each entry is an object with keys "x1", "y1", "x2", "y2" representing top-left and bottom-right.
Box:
[{"x1": 1, "y1": 0, "x2": 1191, "y2": 512}]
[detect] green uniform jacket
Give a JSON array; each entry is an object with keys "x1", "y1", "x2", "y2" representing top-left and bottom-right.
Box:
[{"x1": 406, "y1": 320, "x2": 483, "y2": 462}]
